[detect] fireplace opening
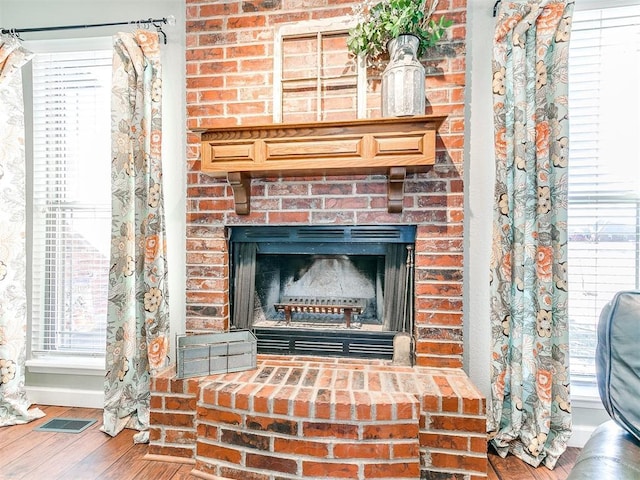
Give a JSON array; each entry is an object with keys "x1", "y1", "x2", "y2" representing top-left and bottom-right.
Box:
[
  {"x1": 255, "y1": 253, "x2": 382, "y2": 329},
  {"x1": 229, "y1": 225, "x2": 416, "y2": 359}
]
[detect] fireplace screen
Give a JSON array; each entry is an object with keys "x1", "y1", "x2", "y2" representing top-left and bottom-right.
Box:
[{"x1": 229, "y1": 226, "x2": 416, "y2": 358}]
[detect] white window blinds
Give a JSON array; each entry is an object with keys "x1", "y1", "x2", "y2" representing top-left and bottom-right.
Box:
[
  {"x1": 30, "y1": 47, "x2": 112, "y2": 356},
  {"x1": 568, "y1": 5, "x2": 640, "y2": 381}
]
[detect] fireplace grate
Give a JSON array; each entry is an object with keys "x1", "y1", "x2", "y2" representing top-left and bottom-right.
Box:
[
  {"x1": 274, "y1": 296, "x2": 366, "y2": 328},
  {"x1": 254, "y1": 327, "x2": 395, "y2": 359}
]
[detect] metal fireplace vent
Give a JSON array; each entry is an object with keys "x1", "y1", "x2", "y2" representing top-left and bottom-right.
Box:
[
  {"x1": 255, "y1": 328, "x2": 396, "y2": 359},
  {"x1": 231, "y1": 225, "x2": 416, "y2": 244}
]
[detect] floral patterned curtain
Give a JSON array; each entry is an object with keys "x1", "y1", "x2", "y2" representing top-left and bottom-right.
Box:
[
  {"x1": 0, "y1": 37, "x2": 44, "y2": 427},
  {"x1": 102, "y1": 30, "x2": 169, "y2": 443},
  {"x1": 489, "y1": 0, "x2": 574, "y2": 469}
]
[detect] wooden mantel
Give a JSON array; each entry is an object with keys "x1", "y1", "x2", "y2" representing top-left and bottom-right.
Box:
[{"x1": 197, "y1": 115, "x2": 446, "y2": 214}]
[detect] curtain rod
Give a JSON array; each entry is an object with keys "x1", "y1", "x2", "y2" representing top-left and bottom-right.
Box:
[
  {"x1": 1, "y1": 16, "x2": 175, "y2": 44},
  {"x1": 493, "y1": 1, "x2": 501, "y2": 17}
]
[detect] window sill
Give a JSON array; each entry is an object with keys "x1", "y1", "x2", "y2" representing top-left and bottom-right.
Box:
[
  {"x1": 571, "y1": 382, "x2": 604, "y2": 410},
  {"x1": 26, "y1": 356, "x2": 106, "y2": 376}
]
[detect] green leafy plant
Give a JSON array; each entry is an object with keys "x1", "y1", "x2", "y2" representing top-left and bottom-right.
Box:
[{"x1": 346, "y1": 0, "x2": 453, "y2": 62}]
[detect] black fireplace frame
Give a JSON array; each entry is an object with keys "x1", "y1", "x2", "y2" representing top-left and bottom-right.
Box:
[{"x1": 228, "y1": 225, "x2": 416, "y2": 359}]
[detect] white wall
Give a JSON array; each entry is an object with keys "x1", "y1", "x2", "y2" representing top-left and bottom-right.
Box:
[
  {"x1": 463, "y1": 0, "x2": 493, "y2": 400},
  {"x1": 2, "y1": 0, "x2": 186, "y2": 408}
]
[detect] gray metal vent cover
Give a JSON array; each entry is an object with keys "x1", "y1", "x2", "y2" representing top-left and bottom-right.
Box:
[{"x1": 34, "y1": 417, "x2": 96, "y2": 434}]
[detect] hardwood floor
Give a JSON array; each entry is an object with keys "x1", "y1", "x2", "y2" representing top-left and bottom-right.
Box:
[
  {"x1": 0, "y1": 405, "x2": 193, "y2": 479},
  {"x1": 488, "y1": 445, "x2": 581, "y2": 480},
  {"x1": 1, "y1": 405, "x2": 580, "y2": 479}
]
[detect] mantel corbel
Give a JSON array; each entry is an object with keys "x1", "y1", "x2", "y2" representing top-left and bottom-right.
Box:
[{"x1": 227, "y1": 172, "x2": 250, "y2": 216}]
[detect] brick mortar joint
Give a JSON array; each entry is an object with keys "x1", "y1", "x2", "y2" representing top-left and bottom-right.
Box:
[
  {"x1": 158, "y1": 440, "x2": 198, "y2": 448},
  {"x1": 196, "y1": 439, "x2": 419, "y2": 463},
  {"x1": 154, "y1": 392, "x2": 197, "y2": 399},
  {"x1": 197, "y1": 403, "x2": 423, "y2": 425},
  {"x1": 202, "y1": 386, "x2": 474, "y2": 403},
  {"x1": 152, "y1": 409, "x2": 198, "y2": 414}
]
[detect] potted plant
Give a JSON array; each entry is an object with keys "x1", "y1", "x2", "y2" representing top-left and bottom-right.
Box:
[
  {"x1": 347, "y1": 0, "x2": 452, "y2": 61},
  {"x1": 346, "y1": 0, "x2": 452, "y2": 117}
]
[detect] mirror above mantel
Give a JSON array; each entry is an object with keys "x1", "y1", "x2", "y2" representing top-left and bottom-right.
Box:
[{"x1": 196, "y1": 114, "x2": 446, "y2": 215}]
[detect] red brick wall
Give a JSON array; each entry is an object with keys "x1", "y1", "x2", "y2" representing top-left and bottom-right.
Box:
[{"x1": 185, "y1": 0, "x2": 467, "y2": 368}]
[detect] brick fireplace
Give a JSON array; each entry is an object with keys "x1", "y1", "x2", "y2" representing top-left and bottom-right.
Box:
[{"x1": 148, "y1": 0, "x2": 486, "y2": 478}]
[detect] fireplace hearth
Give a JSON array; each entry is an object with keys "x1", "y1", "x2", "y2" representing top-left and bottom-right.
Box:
[{"x1": 149, "y1": 356, "x2": 488, "y2": 479}]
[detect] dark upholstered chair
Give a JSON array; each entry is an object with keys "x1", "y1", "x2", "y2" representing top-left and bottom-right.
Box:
[
  {"x1": 567, "y1": 420, "x2": 640, "y2": 479},
  {"x1": 567, "y1": 291, "x2": 640, "y2": 479}
]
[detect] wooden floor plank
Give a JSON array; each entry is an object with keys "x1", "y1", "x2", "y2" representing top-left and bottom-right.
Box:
[
  {"x1": 488, "y1": 445, "x2": 580, "y2": 480},
  {"x1": 95, "y1": 442, "x2": 152, "y2": 480},
  {"x1": 53, "y1": 429, "x2": 141, "y2": 480},
  {"x1": 21, "y1": 428, "x2": 112, "y2": 480},
  {"x1": 531, "y1": 466, "x2": 563, "y2": 480},
  {"x1": 489, "y1": 450, "x2": 537, "y2": 480},
  {"x1": 131, "y1": 461, "x2": 184, "y2": 480},
  {"x1": 2, "y1": 433, "x2": 74, "y2": 477},
  {"x1": 2, "y1": 407, "x2": 104, "y2": 478},
  {"x1": 0, "y1": 405, "x2": 580, "y2": 480},
  {"x1": 0, "y1": 429, "x2": 60, "y2": 470},
  {"x1": 487, "y1": 459, "x2": 501, "y2": 480},
  {"x1": 0, "y1": 405, "x2": 70, "y2": 450},
  {"x1": 170, "y1": 464, "x2": 198, "y2": 479},
  {"x1": 555, "y1": 446, "x2": 580, "y2": 478}
]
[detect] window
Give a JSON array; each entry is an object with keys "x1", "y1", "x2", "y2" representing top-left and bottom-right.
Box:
[
  {"x1": 568, "y1": 5, "x2": 640, "y2": 382},
  {"x1": 274, "y1": 17, "x2": 366, "y2": 122},
  {"x1": 28, "y1": 40, "x2": 112, "y2": 357}
]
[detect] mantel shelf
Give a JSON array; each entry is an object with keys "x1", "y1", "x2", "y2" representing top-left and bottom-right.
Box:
[{"x1": 197, "y1": 115, "x2": 446, "y2": 215}]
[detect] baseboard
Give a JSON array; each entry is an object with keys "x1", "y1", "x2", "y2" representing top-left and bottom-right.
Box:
[
  {"x1": 568, "y1": 425, "x2": 597, "y2": 448},
  {"x1": 144, "y1": 453, "x2": 195, "y2": 464},
  {"x1": 25, "y1": 386, "x2": 104, "y2": 409}
]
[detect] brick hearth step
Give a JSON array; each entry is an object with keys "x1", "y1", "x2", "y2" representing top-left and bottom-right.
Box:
[{"x1": 149, "y1": 355, "x2": 487, "y2": 479}]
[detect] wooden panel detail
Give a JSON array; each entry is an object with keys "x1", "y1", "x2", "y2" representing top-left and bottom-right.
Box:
[
  {"x1": 198, "y1": 115, "x2": 445, "y2": 214},
  {"x1": 264, "y1": 137, "x2": 364, "y2": 162},
  {"x1": 202, "y1": 141, "x2": 255, "y2": 167},
  {"x1": 373, "y1": 131, "x2": 432, "y2": 157}
]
